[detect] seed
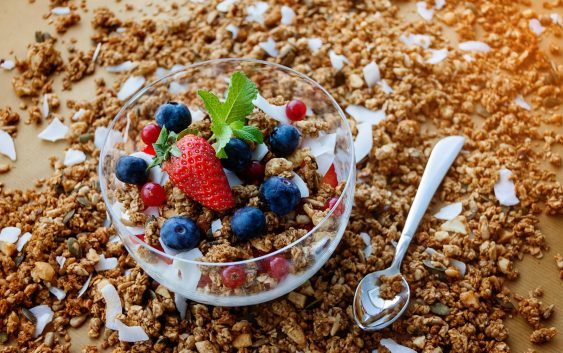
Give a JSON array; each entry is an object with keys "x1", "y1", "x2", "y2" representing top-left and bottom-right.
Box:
[
  {"x1": 70, "y1": 315, "x2": 87, "y2": 328},
  {"x1": 63, "y1": 209, "x2": 76, "y2": 224},
  {"x1": 15, "y1": 255, "x2": 25, "y2": 266},
  {"x1": 44, "y1": 332, "x2": 55, "y2": 347},
  {"x1": 77, "y1": 196, "x2": 91, "y2": 207},
  {"x1": 67, "y1": 237, "x2": 82, "y2": 258},
  {"x1": 430, "y1": 302, "x2": 450, "y2": 316},
  {"x1": 423, "y1": 260, "x2": 446, "y2": 272},
  {"x1": 22, "y1": 308, "x2": 37, "y2": 323},
  {"x1": 0, "y1": 332, "x2": 7, "y2": 344},
  {"x1": 79, "y1": 133, "x2": 92, "y2": 143}
]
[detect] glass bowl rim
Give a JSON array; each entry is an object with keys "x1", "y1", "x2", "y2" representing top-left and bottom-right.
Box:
[{"x1": 98, "y1": 57, "x2": 356, "y2": 267}]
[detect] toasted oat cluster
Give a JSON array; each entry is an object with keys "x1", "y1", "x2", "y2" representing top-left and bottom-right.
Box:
[{"x1": 0, "y1": 0, "x2": 562, "y2": 352}]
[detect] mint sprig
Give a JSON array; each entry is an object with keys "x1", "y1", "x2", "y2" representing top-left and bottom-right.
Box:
[
  {"x1": 197, "y1": 71, "x2": 263, "y2": 158},
  {"x1": 148, "y1": 126, "x2": 198, "y2": 169}
]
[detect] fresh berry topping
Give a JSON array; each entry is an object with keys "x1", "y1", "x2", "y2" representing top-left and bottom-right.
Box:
[
  {"x1": 242, "y1": 160, "x2": 265, "y2": 184},
  {"x1": 221, "y1": 138, "x2": 252, "y2": 172},
  {"x1": 269, "y1": 125, "x2": 301, "y2": 157},
  {"x1": 155, "y1": 102, "x2": 192, "y2": 133},
  {"x1": 116, "y1": 156, "x2": 149, "y2": 185},
  {"x1": 301, "y1": 223, "x2": 314, "y2": 231},
  {"x1": 197, "y1": 274, "x2": 211, "y2": 288},
  {"x1": 221, "y1": 265, "x2": 246, "y2": 288},
  {"x1": 143, "y1": 145, "x2": 156, "y2": 156},
  {"x1": 260, "y1": 176, "x2": 301, "y2": 216},
  {"x1": 231, "y1": 207, "x2": 266, "y2": 241},
  {"x1": 286, "y1": 99, "x2": 307, "y2": 121},
  {"x1": 141, "y1": 123, "x2": 161, "y2": 145},
  {"x1": 321, "y1": 164, "x2": 338, "y2": 188},
  {"x1": 140, "y1": 182, "x2": 167, "y2": 207},
  {"x1": 160, "y1": 216, "x2": 201, "y2": 251},
  {"x1": 267, "y1": 255, "x2": 289, "y2": 280},
  {"x1": 324, "y1": 196, "x2": 344, "y2": 216}
]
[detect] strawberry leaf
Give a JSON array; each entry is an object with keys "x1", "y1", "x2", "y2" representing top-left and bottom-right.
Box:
[{"x1": 233, "y1": 125, "x2": 264, "y2": 143}]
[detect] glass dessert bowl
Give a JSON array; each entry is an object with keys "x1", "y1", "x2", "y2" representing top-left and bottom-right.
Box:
[{"x1": 99, "y1": 58, "x2": 355, "y2": 306}]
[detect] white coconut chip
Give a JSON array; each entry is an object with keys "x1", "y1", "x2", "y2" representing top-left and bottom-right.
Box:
[
  {"x1": 170, "y1": 64, "x2": 186, "y2": 73},
  {"x1": 425, "y1": 247, "x2": 467, "y2": 277},
  {"x1": 363, "y1": 61, "x2": 381, "y2": 88},
  {"x1": 329, "y1": 50, "x2": 348, "y2": 71},
  {"x1": 190, "y1": 109, "x2": 205, "y2": 122},
  {"x1": 123, "y1": 268, "x2": 133, "y2": 277},
  {"x1": 360, "y1": 232, "x2": 372, "y2": 258},
  {"x1": 42, "y1": 94, "x2": 49, "y2": 119},
  {"x1": 463, "y1": 54, "x2": 475, "y2": 62},
  {"x1": 494, "y1": 168, "x2": 520, "y2": 206},
  {"x1": 143, "y1": 207, "x2": 159, "y2": 218},
  {"x1": 316, "y1": 153, "x2": 335, "y2": 176},
  {"x1": 16, "y1": 232, "x2": 32, "y2": 251},
  {"x1": 63, "y1": 149, "x2": 86, "y2": 167},
  {"x1": 224, "y1": 168, "x2": 243, "y2": 188},
  {"x1": 307, "y1": 38, "x2": 323, "y2": 52},
  {"x1": 377, "y1": 80, "x2": 394, "y2": 94},
  {"x1": 94, "y1": 126, "x2": 123, "y2": 150},
  {"x1": 159, "y1": 238, "x2": 180, "y2": 256},
  {"x1": 291, "y1": 172, "x2": 309, "y2": 198},
  {"x1": 174, "y1": 293, "x2": 188, "y2": 320},
  {"x1": 281, "y1": 6, "x2": 295, "y2": 25},
  {"x1": 78, "y1": 273, "x2": 92, "y2": 298},
  {"x1": 72, "y1": 108, "x2": 86, "y2": 121},
  {"x1": 346, "y1": 105, "x2": 386, "y2": 126},
  {"x1": 211, "y1": 219, "x2": 223, "y2": 233},
  {"x1": 433, "y1": 202, "x2": 462, "y2": 221},
  {"x1": 251, "y1": 143, "x2": 269, "y2": 161},
  {"x1": 49, "y1": 286, "x2": 67, "y2": 301},
  {"x1": 216, "y1": 0, "x2": 237, "y2": 12},
  {"x1": 434, "y1": 0, "x2": 446, "y2": 9},
  {"x1": 301, "y1": 133, "x2": 336, "y2": 157},
  {"x1": 354, "y1": 122, "x2": 373, "y2": 163},
  {"x1": 38, "y1": 118, "x2": 68, "y2": 142},
  {"x1": 245, "y1": 2, "x2": 269, "y2": 24},
  {"x1": 416, "y1": 2, "x2": 434, "y2": 21},
  {"x1": 108, "y1": 235, "x2": 121, "y2": 243},
  {"x1": 95, "y1": 255, "x2": 119, "y2": 271},
  {"x1": 100, "y1": 283, "x2": 123, "y2": 330},
  {"x1": 56, "y1": 256, "x2": 66, "y2": 268},
  {"x1": 155, "y1": 67, "x2": 169, "y2": 79},
  {"x1": 106, "y1": 61, "x2": 137, "y2": 73},
  {"x1": 118, "y1": 76, "x2": 145, "y2": 101},
  {"x1": 1, "y1": 59, "x2": 15, "y2": 70},
  {"x1": 173, "y1": 248, "x2": 203, "y2": 291},
  {"x1": 514, "y1": 95, "x2": 531, "y2": 110},
  {"x1": 529, "y1": 19, "x2": 544, "y2": 35},
  {"x1": 399, "y1": 33, "x2": 432, "y2": 48},
  {"x1": 114, "y1": 321, "x2": 149, "y2": 342},
  {"x1": 0, "y1": 130, "x2": 16, "y2": 161},
  {"x1": 259, "y1": 38, "x2": 279, "y2": 57},
  {"x1": 92, "y1": 43, "x2": 102, "y2": 64},
  {"x1": 252, "y1": 94, "x2": 289, "y2": 124},
  {"x1": 551, "y1": 13, "x2": 562, "y2": 25},
  {"x1": 459, "y1": 41, "x2": 491, "y2": 52},
  {"x1": 226, "y1": 24, "x2": 239, "y2": 39},
  {"x1": 169, "y1": 81, "x2": 189, "y2": 94},
  {"x1": 0, "y1": 227, "x2": 21, "y2": 243},
  {"x1": 427, "y1": 48, "x2": 448, "y2": 64},
  {"x1": 115, "y1": 27, "x2": 126, "y2": 33},
  {"x1": 380, "y1": 338, "x2": 417, "y2": 353},
  {"x1": 29, "y1": 305, "x2": 54, "y2": 338},
  {"x1": 51, "y1": 7, "x2": 71, "y2": 15}
]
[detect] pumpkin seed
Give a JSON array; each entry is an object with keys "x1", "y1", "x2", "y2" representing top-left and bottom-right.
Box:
[
  {"x1": 22, "y1": 308, "x2": 37, "y2": 323},
  {"x1": 495, "y1": 297, "x2": 515, "y2": 311},
  {"x1": 67, "y1": 237, "x2": 82, "y2": 258},
  {"x1": 78, "y1": 133, "x2": 92, "y2": 143},
  {"x1": 15, "y1": 255, "x2": 25, "y2": 266},
  {"x1": 423, "y1": 260, "x2": 446, "y2": 272},
  {"x1": 35, "y1": 31, "x2": 51, "y2": 43},
  {"x1": 147, "y1": 289, "x2": 157, "y2": 300},
  {"x1": 77, "y1": 196, "x2": 91, "y2": 207},
  {"x1": 0, "y1": 332, "x2": 7, "y2": 344},
  {"x1": 430, "y1": 302, "x2": 450, "y2": 316},
  {"x1": 305, "y1": 298, "x2": 322, "y2": 310},
  {"x1": 63, "y1": 209, "x2": 76, "y2": 224}
]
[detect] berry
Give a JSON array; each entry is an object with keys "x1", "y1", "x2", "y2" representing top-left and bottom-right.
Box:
[
  {"x1": 116, "y1": 156, "x2": 149, "y2": 185},
  {"x1": 267, "y1": 255, "x2": 289, "y2": 280},
  {"x1": 155, "y1": 102, "x2": 192, "y2": 133},
  {"x1": 269, "y1": 125, "x2": 301, "y2": 157},
  {"x1": 160, "y1": 216, "x2": 201, "y2": 251},
  {"x1": 231, "y1": 207, "x2": 266, "y2": 241},
  {"x1": 321, "y1": 164, "x2": 338, "y2": 188},
  {"x1": 324, "y1": 196, "x2": 344, "y2": 216},
  {"x1": 143, "y1": 145, "x2": 156, "y2": 156},
  {"x1": 197, "y1": 275, "x2": 211, "y2": 288},
  {"x1": 140, "y1": 182, "x2": 167, "y2": 207},
  {"x1": 221, "y1": 265, "x2": 246, "y2": 288},
  {"x1": 241, "y1": 160, "x2": 265, "y2": 184},
  {"x1": 286, "y1": 99, "x2": 307, "y2": 121},
  {"x1": 221, "y1": 138, "x2": 252, "y2": 172},
  {"x1": 141, "y1": 124, "x2": 161, "y2": 145},
  {"x1": 260, "y1": 176, "x2": 301, "y2": 216}
]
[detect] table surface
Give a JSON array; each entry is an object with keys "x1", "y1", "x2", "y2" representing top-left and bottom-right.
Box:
[{"x1": 0, "y1": 0, "x2": 561, "y2": 352}]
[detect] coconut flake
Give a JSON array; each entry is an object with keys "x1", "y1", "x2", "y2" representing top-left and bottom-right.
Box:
[
  {"x1": 29, "y1": 305, "x2": 54, "y2": 338},
  {"x1": 159, "y1": 238, "x2": 180, "y2": 256},
  {"x1": 380, "y1": 338, "x2": 417, "y2": 353},
  {"x1": 354, "y1": 122, "x2": 373, "y2": 163},
  {"x1": 211, "y1": 219, "x2": 223, "y2": 233},
  {"x1": 416, "y1": 2, "x2": 434, "y2": 21},
  {"x1": 0, "y1": 227, "x2": 21, "y2": 243},
  {"x1": 174, "y1": 293, "x2": 188, "y2": 320},
  {"x1": 109, "y1": 235, "x2": 121, "y2": 243},
  {"x1": 16, "y1": 232, "x2": 32, "y2": 251},
  {"x1": 346, "y1": 105, "x2": 386, "y2": 126},
  {"x1": 226, "y1": 24, "x2": 239, "y2": 38},
  {"x1": 307, "y1": 38, "x2": 323, "y2": 52},
  {"x1": 72, "y1": 108, "x2": 86, "y2": 121},
  {"x1": 106, "y1": 61, "x2": 137, "y2": 73},
  {"x1": 360, "y1": 232, "x2": 372, "y2": 258},
  {"x1": 42, "y1": 94, "x2": 49, "y2": 119},
  {"x1": 56, "y1": 256, "x2": 66, "y2": 268},
  {"x1": 169, "y1": 81, "x2": 189, "y2": 94},
  {"x1": 291, "y1": 172, "x2": 309, "y2": 198},
  {"x1": 224, "y1": 168, "x2": 243, "y2": 187},
  {"x1": 245, "y1": 2, "x2": 269, "y2": 24},
  {"x1": 95, "y1": 255, "x2": 119, "y2": 271},
  {"x1": 92, "y1": 43, "x2": 102, "y2": 64},
  {"x1": 155, "y1": 67, "x2": 169, "y2": 79},
  {"x1": 363, "y1": 61, "x2": 381, "y2": 88},
  {"x1": 377, "y1": 80, "x2": 394, "y2": 94},
  {"x1": 459, "y1": 41, "x2": 491, "y2": 52},
  {"x1": 114, "y1": 321, "x2": 149, "y2": 342},
  {"x1": 118, "y1": 76, "x2": 145, "y2": 101},
  {"x1": 463, "y1": 54, "x2": 475, "y2": 62},
  {"x1": 259, "y1": 38, "x2": 279, "y2": 57},
  {"x1": 100, "y1": 283, "x2": 123, "y2": 330},
  {"x1": 427, "y1": 48, "x2": 448, "y2": 64},
  {"x1": 173, "y1": 249, "x2": 203, "y2": 291},
  {"x1": 252, "y1": 94, "x2": 289, "y2": 124},
  {"x1": 399, "y1": 33, "x2": 432, "y2": 48},
  {"x1": 94, "y1": 126, "x2": 123, "y2": 150},
  {"x1": 425, "y1": 247, "x2": 467, "y2": 276},
  {"x1": 434, "y1": 0, "x2": 446, "y2": 9},
  {"x1": 251, "y1": 143, "x2": 269, "y2": 161},
  {"x1": 529, "y1": 19, "x2": 544, "y2": 35},
  {"x1": 329, "y1": 50, "x2": 348, "y2": 71},
  {"x1": 78, "y1": 273, "x2": 92, "y2": 298},
  {"x1": 551, "y1": 13, "x2": 562, "y2": 25},
  {"x1": 49, "y1": 286, "x2": 66, "y2": 300},
  {"x1": 190, "y1": 109, "x2": 205, "y2": 122},
  {"x1": 0, "y1": 130, "x2": 16, "y2": 161},
  {"x1": 38, "y1": 118, "x2": 68, "y2": 142},
  {"x1": 301, "y1": 133, "x2": 336, "y2": 157},
  {"x1": 494, "y1": 169, "x2": 520, "y2": 206},
  {"x1": 216, "y1": 0, "x2": 237, "y2": 12},
  {"x1": 1, "y1": 59, "x2": 15, "y2": 70},
  {"x1": 316, "y1": 153, "x2": 335, "y2": 176},
  {"x1": 143, "y1": 207, "x2": 159, "y2": 218},
  {"x1": 51, "y1": 7, "x2": 70, "y2": 15},
  {"x1": 64, "y1": 149, "x2": 86, "y2": 167},
  {"x1": 281, "y1": 6, "x2": 295, "y2": 25},
  {"x1": 433, "y1": 202, "x2": 462, "y2": 221},
  {"x1": 514, "y1": 95, "x2": 531, "y2": 110}
]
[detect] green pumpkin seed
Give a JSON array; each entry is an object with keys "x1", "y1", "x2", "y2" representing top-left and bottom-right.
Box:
[
  {"x1": 67, "y1": 237, "x2": 82, "y2": 258},
  {"x1": 14, "y1": 255, "x2": 25, "y2": 266},
  {"x1": 79, "y1": 133, "x2": 92, "y2": 143},
  {"x1": 22, "y1": 308, "x2": 37, "y2": 323},
  {"x1": 0, "y1": 332, "x2": 7, "y2": 344},
  {"x1": 423, "y1": 260, "x2": 446, "y2": 272},
  {"x1": 63, "y1": 209, "x2": 76, "y2": 224},
  {"x1": 77, "y1": 196, "x2": 91, "y2": 207},
  {"x1": 430, "y1": 302, "x2": 450, "y2": 316},
  {"x1": 147, "y1": 289, "x2": 157, "y2": 300}
]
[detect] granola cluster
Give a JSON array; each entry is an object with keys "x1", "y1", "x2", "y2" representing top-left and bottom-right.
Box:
[{"x1": 0, "y1": 0, "x2": 562, "y2": 352}]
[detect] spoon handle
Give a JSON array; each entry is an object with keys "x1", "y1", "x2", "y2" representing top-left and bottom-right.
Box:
[{"x1": 390, "y1": 136, "x2": 465, "y2": 270}]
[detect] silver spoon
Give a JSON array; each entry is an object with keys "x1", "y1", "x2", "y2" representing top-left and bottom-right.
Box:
[{"x1": 353, "y1": 135, "x2": 465, "y2": 331}]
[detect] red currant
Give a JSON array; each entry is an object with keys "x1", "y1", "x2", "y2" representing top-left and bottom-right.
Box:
[
  {"x1": 140, "y1": 182, "x2": 167, "y2": 207},
  {"x1": 221, "y1": 265, "x2": 246, "y2": 288},
  {"x1": 197, "y1": 274, "x2": 211, "y2": 288},
  {"x1": 324, "y1": 196, "x2": 344, "y2": 216},
  {"x1": 242, "y1": 160, "x2": 265, "y2": 184},
  {"x1": 143, "y1": 145, "x2": 156, "y2": 156},
  {"x1": 286, "y1": 99, "x2": 307, "y2": 121},
  {"x1": 141, "y1": 124, "x2": 161, "y2": 145},
  {"x1": 267, "y1": 255, "x2": 289, "y2": 280}
]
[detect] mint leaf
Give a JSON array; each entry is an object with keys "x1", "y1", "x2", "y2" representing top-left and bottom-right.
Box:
[
  {"x1": 229, "y1": 120, "x2": 244, "y2": 130},
  {"x1": 211, "y1": 122, "x2": 232, "y2": 158},
  {"x1": 223, "y1": 72, "x2": 258, "y2": 124},
  {"x1": 197, "y1": 90, "x2": 224, "y2": 123},
  {"x1": 233, "y1": 125, "x2": 264, "y2": 143}
]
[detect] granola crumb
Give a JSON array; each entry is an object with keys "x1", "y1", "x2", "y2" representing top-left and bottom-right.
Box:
[{"x1": 530, "y1": 327, "x2": 557, "y2": 344}]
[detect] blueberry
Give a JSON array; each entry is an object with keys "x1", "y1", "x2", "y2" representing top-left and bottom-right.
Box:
[
  {"x1": 155, "y1": 102, "x2": 192, "y2": 133},
  {"x1": 269, "y1": 125, "x2": 301, "y2": 157},
  {"x1": 259, "y1": 176, "x2": 301, "y2": 216},
  {"x1": 160, "y1": 216, "x2": 201, "y2": 251},
  {"x1": 231, "y1": 207, "x2": 266, "y2": 241},
  {"x1": 221, "y1": 138, "x2": 252, "y2": 172},
  {"x1": 116, "y1": 156, "x2": 149, "y2": 185}
]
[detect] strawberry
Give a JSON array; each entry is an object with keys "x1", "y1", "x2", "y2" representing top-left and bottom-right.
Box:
[{"x1": 321, "y1": 164, "x2": 338, "y2": 188}]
